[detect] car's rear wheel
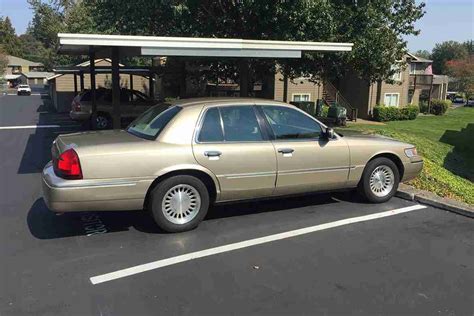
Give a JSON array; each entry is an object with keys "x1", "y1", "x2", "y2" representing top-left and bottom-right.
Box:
[
  {"x1": 149, "y1": 175, "x2": 209, "y2": 232},
  {"x1": 358, "y1": 157, "x2": 399, "y2": 203}
]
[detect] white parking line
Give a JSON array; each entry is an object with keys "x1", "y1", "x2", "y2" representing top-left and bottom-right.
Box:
[
  {"x1": 0, "y1": 124, "x2": 82, "y2": 130},
  {"x1": 90, "y1": 204, "x2": 427, "y2": 285},
  {"x1": 0, "y1": 125, "x2": 61, "y2": 130},
  {"x1": 6, "y1": 93, "x2": 47, "y2": 96}
]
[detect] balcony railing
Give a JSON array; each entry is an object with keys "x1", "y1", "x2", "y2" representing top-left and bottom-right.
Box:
[{"x1": 409, "y1": 74, "x2": 433, "y2": 87}]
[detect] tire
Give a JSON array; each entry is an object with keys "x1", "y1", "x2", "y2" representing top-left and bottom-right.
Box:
[
  {"x1": 149, "y1": 175, "x2": 210, "y2": 233},
  {"x1": 95, "y1": 113, "x2": 111, "y2": 130},
  {"x1": 358, "y1": 157, "x2": 400, "y2": 203}
]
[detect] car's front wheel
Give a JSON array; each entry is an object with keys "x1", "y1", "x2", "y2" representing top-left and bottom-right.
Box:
[
  {"x1": 95, "y1": 113, "x2": 111, "y2": 129},
  {"x1": 358, "y1": 157, "x2": 400, "y2": 203},
  {"x1": 149, "y1": 175, "x2": 210, "y2": 232}
]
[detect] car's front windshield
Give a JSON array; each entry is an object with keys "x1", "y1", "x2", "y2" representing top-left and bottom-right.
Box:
[{"x1": 126, "y1": 103, "x2": 181, "y2": 140}]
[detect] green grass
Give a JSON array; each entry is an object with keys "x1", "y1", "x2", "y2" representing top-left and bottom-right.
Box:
[{"x1": 337, "y1": 107, "x2": 474, "y2": 205}]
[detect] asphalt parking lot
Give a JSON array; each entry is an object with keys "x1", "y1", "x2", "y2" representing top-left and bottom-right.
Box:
[{"x1": 0, "y1": 93, "x2": 473, "y2": 316}]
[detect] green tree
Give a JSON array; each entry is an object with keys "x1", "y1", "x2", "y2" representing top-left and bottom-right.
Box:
[
  {"x1": 431, "y1": 41, "x2": 468, "y2": 74},
  {"x1": 27, "y1": 0, "x2": 66, "y2": 48},
  {"x1": 0, "y1": 46, "x2": 8, "y2": 75},
  {"x1": 0, "y1": 16, "x2": 21, "y2": 56},
  {"x1": 84, "y1": 0, "x2": 425, "y2": 90},
  {"x1": 463, "y1": 40, "x2": 474, "y2": 55},
  {"x1": 413, "y1": 50, "x2": 431, "y2": 59}
]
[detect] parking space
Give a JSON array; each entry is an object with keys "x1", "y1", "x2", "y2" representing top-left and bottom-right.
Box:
[{"x1": 1, "y1": 94, "x2": 473, "y2": 315}]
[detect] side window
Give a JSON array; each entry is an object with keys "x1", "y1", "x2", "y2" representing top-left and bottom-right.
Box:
[
  {"x1": 220, "y1": 106, "x2": 263, "y2": 141},
  {"x1": 261, "y1": 106, "x2": 322, "y2": 140},
  {"x1": 198, "y1": 108, "x2": 224, "y2": 142}
]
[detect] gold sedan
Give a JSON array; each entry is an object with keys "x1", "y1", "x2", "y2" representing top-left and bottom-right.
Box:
[{"x1": 42, "y1": 98, "x2": 423, "y2": 232}]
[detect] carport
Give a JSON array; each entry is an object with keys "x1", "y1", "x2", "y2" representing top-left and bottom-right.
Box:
[
  {"x1": 52, "y1": 66, "x2": 156, "y2": 98},
  {"x1": 57, "y1": 33, "x2": 353, "y2": 129}
]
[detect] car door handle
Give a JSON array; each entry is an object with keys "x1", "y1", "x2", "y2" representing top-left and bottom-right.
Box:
[
  {"x1": 204, "y1": 151, "x2": 222, "y2": 157},
  {"x1": 278, "y1": 148, "x2": 294, "y2": 154}
]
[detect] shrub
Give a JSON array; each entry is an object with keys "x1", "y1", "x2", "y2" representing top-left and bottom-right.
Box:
[
  {"x1": 400, "y1": 105, "x2": 419, "y2": 120},
  {"x1": 321, "y1": 105, "x2": 329, "y2": 117},
  {"x1": 373, "y1": 105, "x2": 399, "y2": 121},
  {"x1": 418, "y1": 99, "x2": 451, "y2": 115},
  {"x1": 373, "y1": 105, "x2": 419, "y2": 122},
  {"x1": 419, "y1": 101, "x2": 429, "y2": 114},
  {"x1": 430, "y1": 99, "x2": 451, "y2": 115}
]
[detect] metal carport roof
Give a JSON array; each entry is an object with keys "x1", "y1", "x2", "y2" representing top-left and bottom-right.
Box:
[{"x1": 58, "y1": 33, "x2": 353, "y2": 58}]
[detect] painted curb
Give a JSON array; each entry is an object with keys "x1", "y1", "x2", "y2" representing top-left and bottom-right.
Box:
[{"x1": 396, "y1": 184, "x2": 474, "y2": 218}]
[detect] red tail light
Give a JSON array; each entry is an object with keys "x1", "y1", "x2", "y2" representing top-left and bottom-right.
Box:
[
  {"x1": 54, "y1": 149, "x2": 83, "y2": 179},
  {"x1": 72, "y1": 100, "x2": 81, "y2": 112}
]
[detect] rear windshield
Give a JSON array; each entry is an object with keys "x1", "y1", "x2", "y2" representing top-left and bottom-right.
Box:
[
  {"x1": 19, "y1": 85, "x2": 29, "y2": 88},
  {"x1": 126, "y1": 104, "x2": 180, "y2": 140}
]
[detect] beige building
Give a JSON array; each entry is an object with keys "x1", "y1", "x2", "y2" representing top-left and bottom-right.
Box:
[
  {"x1": 3, "y1": 55, "x2": 51, "y2": 86},
  {"x1": 47, "y1": 59, "x2": 151, "y2": 112},
  {"x1": 202, "y1": 73, "x2": 323, "y2": 103},
  {"x1": 333, "y1": 53, "x2": 449, "y2": 119}
]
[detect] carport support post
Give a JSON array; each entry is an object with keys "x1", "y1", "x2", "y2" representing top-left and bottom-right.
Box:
[
  {"x1": 239, "y1": 59, "x2": 249, "y2": 97},
  {"x1": 111, "y1": 47, "x2": 121, "y2": 129},
  {"x1": 73, "y1": 74, "x2": 78, "y2": 96},
  {"x1": 89, "y1": 47, "x2": 97, "y2": 129},
  {"x1": 148, "y1": 73, "x2": 154, "y2": 98},
  {"x1": 80, "y1": 71, "x2": 84, "y2": 91}
]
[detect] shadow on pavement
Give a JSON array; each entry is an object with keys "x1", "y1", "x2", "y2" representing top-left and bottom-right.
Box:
[
  {"x1": 17, "y1": 94, "x2": 84, "y2": 174},
  {"x1": 27, "y1": 192, "x2": 344, "y2": 240},
  {"x1": 439, "y1": 123, "x2": 474, "y2": 181},
  {"x1": 207, "y1": 192, "x2": 338, "y2": 220},
  {"x1": 27, "y1": 198, "x2": 161, "y2": 239}
]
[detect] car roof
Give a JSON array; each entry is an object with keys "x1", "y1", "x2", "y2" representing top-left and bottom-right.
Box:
[{"x1": 169, "y1": 97, "x2": 292, "y2": 109}]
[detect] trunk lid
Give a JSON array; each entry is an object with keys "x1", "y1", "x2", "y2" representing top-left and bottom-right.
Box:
[{"x1": 52, "y1": 130, "x2": 146, "y2": 158}]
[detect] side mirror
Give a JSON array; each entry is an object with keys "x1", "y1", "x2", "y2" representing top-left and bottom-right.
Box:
[{"x1": 325, "y1": 127, "x2": 335, "y2": 139}]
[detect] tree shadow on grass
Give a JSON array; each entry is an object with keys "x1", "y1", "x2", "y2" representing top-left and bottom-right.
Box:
[{"x1": 439, "y1": 123, "x2": 474, "y2": 182}]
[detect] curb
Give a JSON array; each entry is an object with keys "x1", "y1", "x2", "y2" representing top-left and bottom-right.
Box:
[{"x1": 396, "y1": 183, "x2": 474, "y2": 218}]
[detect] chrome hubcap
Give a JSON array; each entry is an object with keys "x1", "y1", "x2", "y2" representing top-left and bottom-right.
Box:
[
  {"x1": 162, "y1": 184, "x2": 201, "y2": 225},
  {"x1": 369, "y1": 165, "x2": 395, "y2": 197},
  {"x1": 96, "y1": 116, "x2": 108, "y2": 129}
]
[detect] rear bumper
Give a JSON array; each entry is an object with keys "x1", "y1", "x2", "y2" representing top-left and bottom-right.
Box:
[
  {"x1": 401, "y1": 159, "x2": 423, "y2": 182},
  {"x1": 42, "y1": 161, "x2": 152, "y2": 212},
  {"x1": 69, "y1": 111, "x2": 90, "y2": 121}
]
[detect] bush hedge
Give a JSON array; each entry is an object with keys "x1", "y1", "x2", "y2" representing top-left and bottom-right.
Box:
[
  {"x1": 373, "y1": 105, "x2": 419, "y2": 122},
  {"x1": 419, "y1": 99, "x2": 451, "y2": 115},
  {"x1": 430, "y1": 99, "x2": 451, "y2": 115}
]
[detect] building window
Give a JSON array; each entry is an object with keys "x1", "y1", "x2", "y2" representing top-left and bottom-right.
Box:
[
  {"x1": 384, "y1": 93, "x2": 400, "y2": 107},
  {"x1": 292, "y1": 93, "x2": 311, "y2": 102},
  {"x1": 391, "y1": 65, "x2": 402, "y2": 81},
  {"x1": 410, "y1": 63, "x2": 417, "y2": 74}
]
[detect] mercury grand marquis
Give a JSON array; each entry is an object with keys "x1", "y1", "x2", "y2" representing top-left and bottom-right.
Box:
[{"x1": 42, "y1": 98, "x2": 423, "y2": 232}]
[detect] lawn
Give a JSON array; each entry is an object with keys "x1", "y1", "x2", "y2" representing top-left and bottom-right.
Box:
[{"x1": 337, "y1": 106, "x2": 474, "y2": 205}]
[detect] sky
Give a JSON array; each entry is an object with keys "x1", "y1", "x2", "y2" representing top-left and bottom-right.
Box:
[{"x1": 0, "y1": 0, "x2": 472, "y2": 53}]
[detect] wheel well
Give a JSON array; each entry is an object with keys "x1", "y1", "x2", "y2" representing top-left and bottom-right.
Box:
[
  {"x1": 96, "y1": 111, "x2": 111, "y2": 118},
  {"x1": 368, "y1": 153, "x2": 405, "y2": 179},
  {"x1": 143, "y1": 169, "x2": 217, "y2": 210}
]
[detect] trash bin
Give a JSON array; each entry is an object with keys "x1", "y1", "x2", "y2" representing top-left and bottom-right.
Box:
[{"x1": 327, "y1": 105, "x2": 347, "y2": 126}]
